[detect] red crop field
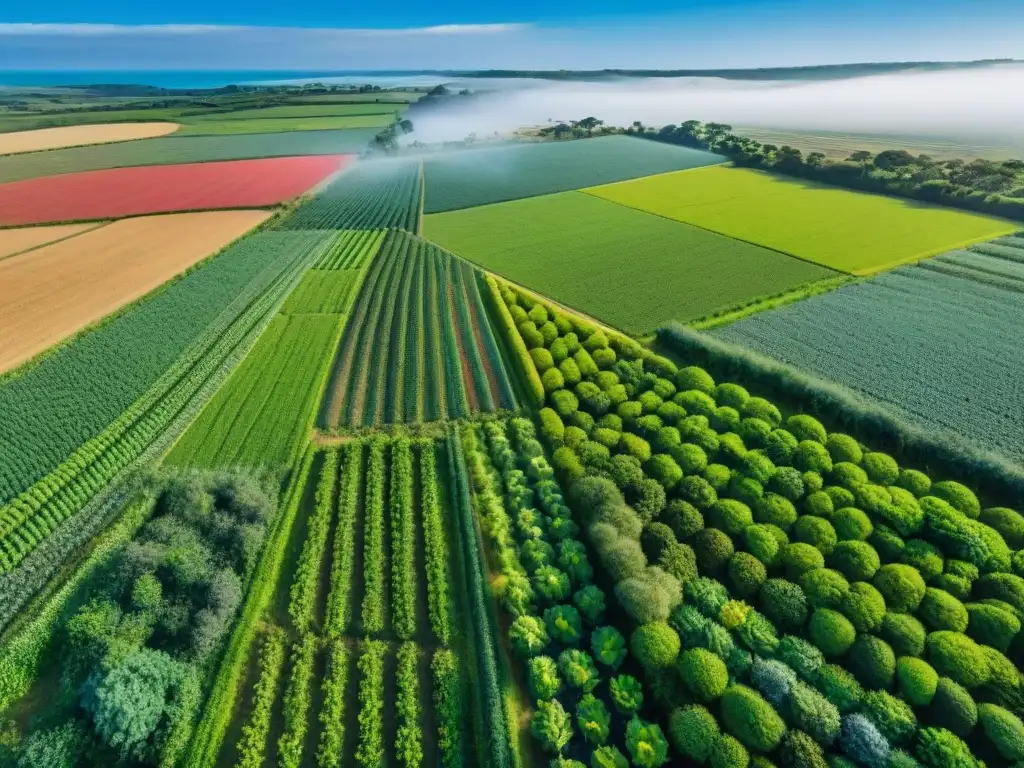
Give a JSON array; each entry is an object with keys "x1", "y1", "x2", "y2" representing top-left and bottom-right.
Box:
[{"x1": 0, "y1": 154, "x2": 352, "y2": 225}]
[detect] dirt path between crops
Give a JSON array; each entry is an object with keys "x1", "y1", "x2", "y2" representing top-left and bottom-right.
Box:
[{"x1": 0, "y1": 210, "x2": 272, "y2": 374}]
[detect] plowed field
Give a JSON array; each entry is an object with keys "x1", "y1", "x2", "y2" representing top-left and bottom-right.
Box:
[
  {"x1": 0, "y1": 155, "x2": 351, "y2": 225},
  {"x1": 0, "y1": 210, "x2": 272, "y2": 372}
]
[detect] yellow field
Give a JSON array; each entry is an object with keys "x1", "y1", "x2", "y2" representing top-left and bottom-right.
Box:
[
  {"x1": 0, "y1": 222, "x2": 100, "y2": 260},
  {"x1": 585, "y1": 166, "x2": 1017, "y2": 274},
  {"x1": 0, "y1": 122, "x2": 180, "y2": 155}
]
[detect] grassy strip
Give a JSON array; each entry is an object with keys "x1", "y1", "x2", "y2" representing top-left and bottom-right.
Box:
[
  {"x1": 317, "y1": 640, "x2": 350, "y2": 768},
  {"x1": 432, "y1": 648, "x2": 465, "y2": 768},
  {"x1": 288, "y1": 449, "x2": 338, "y2": 632},
  {"x1": 355, "y1": 639, "x2": 388, "y2": 766},
  {"x1": 485, "y1": 275, "x2": 544, "y2": 407},
  {"x1": 234, "y1": 627, "x2": 287, "y2": 768},
  {"x1": 324, "y1": 442, "x2": 362, "y2": 638},
  {"x1": 421, "y1": 443, "x2": 452, "y2": 645},
  {"x1": 688, "y1": 275, "x2": 855, "y2": 331},
  {"x1": 277, "y1": 632, "x2": 318, "y2": 768},
  {"x1": 183, "y1": 446, "x2": 316, "y2": 768},
  {"x1": 396, "y1": 641, "x2": 424, "y2": 767},
  {"x1": 362, "y1": 441, "x2": 386, "y2": 635}
]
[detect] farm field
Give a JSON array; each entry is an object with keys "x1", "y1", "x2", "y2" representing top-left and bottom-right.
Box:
[
  {"x1": 586, "y1": 165, "x2": 1018, "y2": 273},
  {"x1": 173, "y1": 113, "x2": 396, "y2": 135},
  {"x1": 0, "y1": 210, "x2": 272, "y2": 372},
  {"x1": 711, "y1": 239, "x2": 1024, "y2": 462},
  {"x1": 0, "y1": 121, "x2": 180, "y2": 155},
  {"x1": 0, "y1": 128, "x2": 377, "y2": 183},
  {"x1": 321, "y1": 230, "x2": 518, "y2": 428},
  {"x1": 424, "y1": 190, "x2": 837, "y2": 333},
  {"x1": 0, "y1": 154, "x2": 350, "y2": 225},
  {"x1": 181, "y1": 103, "x2": 405, "y2": 121},
  {"x1": 280, "y1": 158, "x2": 422, "y2": 231},
  {"x1": 0, "y1": 221, "x2": 100, "y2": 259},
  {"x1": 423, "y1": 134, "x2": 725, "y2": 213}
]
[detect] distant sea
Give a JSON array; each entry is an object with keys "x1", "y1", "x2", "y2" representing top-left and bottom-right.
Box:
[{"x1": 0, "y1": 70, "x2": 444, "y2": 89}]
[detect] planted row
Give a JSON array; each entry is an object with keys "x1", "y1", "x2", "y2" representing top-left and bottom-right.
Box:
[
  {"x1": 324, "y1": 441, "x2": 362, "y2": 637},
  {"x1": 391, "y1": 440, "x2": 417, "y2": 641},
  {"x1": 421, "y1": 443, "x2": 453, "y2": 644},
  {"x1": 289, "y1": 449, "x2": 339, "y2": 632},
  {"x1": 236, "y1": 629, "x2": 287, "y2": 768},
  {"x1": 362, "y1": 441, "x2": 386, "y2": 635}
]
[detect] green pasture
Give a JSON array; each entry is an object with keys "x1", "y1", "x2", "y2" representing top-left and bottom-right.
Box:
[
  {"x1": 424, "y1": 190, "x2": 836, "y2": 334},
  {"x1": 174, "y1": 114, "x2": 396, "y2": 136}
]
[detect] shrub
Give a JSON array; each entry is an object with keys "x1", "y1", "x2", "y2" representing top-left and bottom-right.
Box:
[
  {"x1": 737, "y1": 417, "x2": 772, "y2": 448},
  {"x1": 975, "y1": 572, "x2": 1024, "y2": 614},
  {"x1": 788, "y1": 414, "x2": 827, "y2": 444},
  {"x1": 619, "y1": 432, "x2": 652, "y2": 464},
  {"x1": 600, "y1": 538, "x2": 647, "y2": 583},
  {"x1": 545, "y1": 605, "x2": 584, "y2": 646},
  {"x1": 720, "y1": 684, "x2": 786, "y2": 752},
  {"x1": 759, "y1": 579, "x2": 808, "y2": 633},
  {"x1": 801, "y1": 568, "x2": 851, "y2": 610},
  {"x1": 896, "y1": 469, "x2": 931, "y2": 497},
  {"x1": 638, "y1": 390, "x2": 665, "y2": 415},
  {"x1": 743, "y1": 396, "x2": 782, "y2": 426},
  {"x1": 862, "y1": 453, "x2": 900, "y2": 485},
  {"x1": 534, "y1": 566, "x2": 572, "y2": 604},
  {"x1": 926, "y1": 631, "x2": 990, "y2": 689},
  {"x1": 978, "y1": 704, "x2": 1024, "y2": 761},
  {"x1": 669, "y1": 705, "x2": 719, "y2": 762},
  {"x1": 831, "y1": 541, "x2": 881, "y2": 582},
  {"x1": 847, "y1": 635, "x2": 896, "y2": 690},
  {"x1": 756, "y1": 494, "x2": 798, "y2": 531},
  {"x1": 901, "y1": 540, "x2": 944, "y2": 581},
  {"x1": 645, "y1": 454, "x2": 683, "y2": 490},
  {"x1": 551, "y1": 389, "x2": 579, "y2": 418},
  {"x1": 825, "y1": 434, "x2": 862, "y2": 464},
  {"x1": 616, "y1": 567, "x2": 682, "y2": 624},
  {"x1": 575, "y1": 349, "x2": 599, "y2": 377},
  {"x1": 510, "y1": 615, "x2": 549, "y2": 657},
  {"x1": 710, "y1": 500, "x2": 754, "y2": 536},
  {"x1": 729, "y1": 474, "x2": 765, "y2": 507},
  {"x1": 870, "y1": 526, "x2": 906, "y2": 562},
  {"x1": 746, "y1": 524, "x2": 783, "y2": 567},
  {"x1": 834, "y1": 508, "x2": 873, "y2": 542},
  {"x1": 559, "y1": 648, "x2": 600, "y2": 693},
  {"x1": 574, "y1": 412, "x2": 598, "y2": 436},
  {"x1": 695, "y1": 528, "x2": 735, "y2": 573},
  {"x1": 840, "y1": 582, "x2": 886, "y2": 632},
  {"x1": 929, "y1": 677, "x2": 977, "y2": 736},
  {"x1": 630, "y1": 622, "x2": 680, "y2": 671},
  {"x1": 673, "y1": 443, "x2": 709, "y2": 476},
  {"x1": 677, "y1": 366, "x2": 716, "y2": 395},
  {"x1": 840, "y1": 714, "x2": 890, "y2": 768},
  {"x1": 809, "y1": 609, "x2": 856, "y2": 657},
  {"x1": 764, "y1": 428, "x2": 798, "y2": 464},
  {"x1": 815, "y1": 664, "x2": 864, "y2": 714},
  {"x1": 678, "y1": 390, "x2": 718, "y2": 419},
  {"x1": 966, "y1": 602, "x2": 1020, "y2": 652},
  {"x1": 742, "y1": 451, "x2": 777, "y2": 485},
  {"x1": 660, "y1": 501, "x2": 703, "y2": 542},
  {"x1": 777, "y1": 635, "x2": 825, "y2": 680},
  {"x1": 783, "y1": 543, "x2": 826, "y2": 580},
  {"x1": 625, "y1": 717, "x2": 670, "y2": 768},
  {"x1": 789, "y1": 680, "x2": 841, "y2": 747},
  {"x1": 641, "y1": 523, "x2": 677, "y2": 563},
  {"x1": 914, "y1": 728, "x2": 981, "y2": 768},
  {"x1": 874, "y1": 565, "x2": 926, "y2": 613},
  {"x1": 919, "y1": 588, "x2": 968, "y2": 632},
  {"x1": 685, "y1": 577, "x2": 731, "y2": 616},
  {"x1": 539, "y1": 408, "x2": 566, "y2": 446},
  {"x1": 803, "y1": 471, "x2": 824, "y2": 494},
  {"x1": 679, "y1": 648, "x2": 729, "y2": 702},
  {"x1": 863, "y1": 690, "x2": 916, "y2": 745},
  {"x1": 796, "y1": 441, "x2": 833, "y2": 474},
  {"x1": 879, "y1": 612, "x2": 927, "y2": 657},
  {"x1": 781, "y1": 730, "x2": 828, "y2": 768},
  {"x1": 617, "y1": 400, "x2": 643, "y2": 426},
  {"x1": 750, "y1": 656, "x2": 797, "y2": 707},
  {"x1": 715, "y1": 382, "x2": 750, "y2": 408},
  {"x1": 710, "y1": 734, "x2": 750, "y2": 768},
  {"x1": 794, "y1": 516, "x2": 838, "y2": 556},
  {"x1": 713, "y1": 407, "x2": 742, "y2": 434},
  {"x1": 593, "y1": 348, "x2": 616, "y2": 369},
  {"x1": 770, "y1": 467, "x2": 806, "y2": 502},
  {"x1": 531, "y1": 347, "x2": 555, "y2": 373},
  {"x1": 897, "y1": 657, "x2": 939, "y2": 706},
  {"x1": 528, "y1": 656, "x2": 563, "y2": 701},
  {"x1": 704, "y1": 463, "x2": 732, "y2": 492},
  {"x1": 542, "y1": 367, "x2": 566, "y2": 393},
  {"x1": 832, "y1": 463, "x2": 869, "y2": 490},
  {"x1": 632, "y1": 479, "x2": 667, "y2": 525},
  {"x1": 931, "y1": 481, "x2": 981, "y2": 519},
  {"x1": 804, "y1": 491, "x2": 834, "y2": 519},
  {"x1": 660, "y1": 542, "x2": 698, "y2": 585},
  {"x1": 609, "y1": 674, "x2": 644, "y2": 716},
  {"x1": 980, "y1": 507, "x2": 1024, "y2": 549},
  {"x1": 729, "y1": 553, "x2": 767, "y2": 598},
  {"x1": 592, "y1": 427, "x2": 621, "y2": 450}
]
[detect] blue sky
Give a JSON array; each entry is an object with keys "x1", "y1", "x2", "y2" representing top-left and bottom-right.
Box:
[{"x1": 1, "y1": 0, "x2": 1022, "y2": 70}]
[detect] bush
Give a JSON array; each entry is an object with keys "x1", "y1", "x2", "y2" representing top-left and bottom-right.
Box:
[
  {"x1": 789, "y1": 680, "x2": 841, "y2": 747},
  {"x1": 695, "y1": 528, "x2": 735, "y2": 573},
  {"x1": 978, "y1": 703, "x2": 1024, "y2": 761},
  {"x1": 660, "y1": 499, "x2": 703, "y2": 541},
  {"x1": 720, "y1": 684, "x2": 787, "y2": 752},
  {"x1": 641, "y1": 523, "x2": 676, "y2": 563},
  {"x1": 770, "y1": 467, "x2": 806, "y2": 502},
  {"x1": 630, "y1": 622, "x2": 680, "y2": 671},
  {"x1": 848, "y1": 635, "x2": 896, "y2": 690},
  {"x1": 928, "y1": 677, "x2": 977, "y2": 737},
  {"x1": 710, "y1": 734, "x2": 750, "y2": 768},
  {"x1": 756, "y1": 494, "x2": 798, "y2": 530},
  {"x1": 815, "y1": 664, "x2": 864, "y2": 714},
  {"x1": 966, "y1": 602, "x2": 1020, "y2": 652},
  {"x1": 901, "y1": 540, "x2": 943, "y2": 581},
  {"x1": 545, "y1": 605, "x2": 584, "y2": 646},
  {"x1": 551, "y1": 388, "x2": 579, "y2": 418},
  {"x1": 832, "y1": 462, "x2": 869, "y2": 491},
  {"x1": 510, "y1": 615, "x2": 549, "y2": 657},
  {"x1": 593, "y1": 347, "x2": 616, "y2": 369},
  {"x1": 862, "y1": 453, "x2": 900, "y2": 485},
  {"x1": 803, "y1": 471, "x2": 824, "y2": 494},
  {"x1": 783, "y1": 543, "x2": 826, "y2": 580},
  {"x1": 531, "y1": 347, "x2": 555, "y2": 372},
  {"x1": 616, "y1": 567, "x2": 682, "y2": 624},
  {"x1": 669, "y1": 705, "x2": 719, "y2": 762},
  {"x1": 713, "y1": 407, "x2": 742, "y2": 434},
  {"x1": 528, "y1": 656, "x2": 563, "y2": 701},
  {"x1": 531, "y1": 698, "x2": 574, "y2": 754},
  {"x1": 750, "y1": 656, "x2": 797, "y2": 708},
  {"x1": 803, "y1": 491, "x2": 834, "y2": 519},
  {"x1": 840, "y1": 714, "x2": 890, "y2": 768},
  {"x1": 833, "y1": 508, "x2": 873, "y2": 542},
  {"x1": 729, "y1": 474, "x2": 764, "y2": 507},
  {"x1": 729, "y1": 553, "x2": 767, "y2": 598},
  {"x1": 874, "y1": 565, "x2": 926, "y2": 613},
  {"x1": 840, "y1": 582, "x2": 886, "y2": 633},
  {"x1": 539, "y1": 408, "x2": 565, "y2": 446},
  {"x1": 931, "y1": 481, "x2": 981, "y2": 519},
  {"x1": 870, "y1": 526, "x2": 906, "y2": 562},
  {"x1": 809, "y1": 609, "x2": 856, "y2": 657},
  {"x1": 794, "y1": 516, "x2": 838, "y2": 556},
  {"x1": 645, "y1": 454, "x2": 684, "y2": 490},
  {"x1": 677, "y1": 366, "x2": 716, "y2": 395},
  {"x1": 674, "y1": 443, "x2": 710, "y2": 476},
  {"x1": 919, "y1": 588, "x2": 968, "y2": 632},
  {"x1": 980, "y1": 507, "x2": 1024, "y2": 549},
  {"x1": 759, "y1": 579, "x2": 808, "y2": 633},
  {"x1": 609, "y1": 674, "x2": 644, "y2": 716},
  {"x1": 745, "y1": 524, "x2": 783, "y2": 567},
  {"x1": 863, "y1": 690, "x2": 916, "y2": 745},
  {"x1": 879, "y1": 612, "x2": 927, "y2": 657},
  {"x1": 896, "y1": 469, "x2": 931, "y2": 497},
  {"x1": 660, "y1": 542, "x2": 698, "y2": 585},
  {"x1": 743, "y1": 397, "x2": 782, "y2": 426},
  {"x1": 777, "y1": 635, "x2": 825, "y2": 681},
  {"x1": 781, "y1": 730, "x2": 828, "y2": 768},
  {"x1": 831, "y1": 541, "x2": 881, "y2": 582},
  {"x1": 738, "y1": 417, "x2": 772, "y2": 448},
  {"x1": 975, "y1": 572, "x2": 1024, "y2": 614},
  {"x1": 679, "y1": 648, "x2": 729, "y2": 702},
  {"x1": 788, "y1": 414, "x2": 827, "y2": 444},
  {"x1": 801, "y1": 568, "x2": 851, "y2": 610},
  {"x1": 625, "y1": 717, "x2": 670, "y2": 768},
  {"x1": 716, "y1": 382, "x2": 750, "y2": 408},
  {"x1": 710, "y1": 500, "x2": 754, "y2": 537},
  {"x1": 742, "y1": 451, "x2": 777, "y2": 485},
  {"x1": 926, "y1": 631, "x2": 990, "y2": 689},
  {"x1": 897, "y1": 657, "x2": 939, "y2": 706},
  {"x1": 559, "y1": 648, "x2": 600, "y2": 693},
  {"x1": 796, "y1": 441, "x2": 833, "y2": 474},
  {"x1": 914, "y1": 728, "x2": 981, "y2": 768},
  {"x1": 542, "y1": 367, "x2": 566, "y2": 393},
  {"x1": 826, "y1": 434, "x2": 863, "y2": 465}
]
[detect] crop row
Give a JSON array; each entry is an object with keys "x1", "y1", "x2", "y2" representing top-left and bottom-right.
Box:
[
  {"x1": 0, "y1": 235, "x2": 321, "y2": 574},
  {"x1": 322, "y1": 230, "x2": 516, "y2": 428},
  {"x1": 288, "y1": 449, "x2": 339, "y2": 632},
  {"x1": 396, "y1": 641, "x2": 424, "y2": 767},
  {"x1": 278, "y1": 633, "x2": 318, "y2": 768},
  {"x1": 432, "y1": 648, "x2": 465, "y2": 767},
  {"x1": 355, "y1": 638, "x2": 387, "y2": 766},
  {"x1": 324, "y1": 441, "x2": 363, "y2": 637},
  {"x1": 391, "y1": 440, "x2": 418, "y2": 641},
  {"x1": 362, "y1": 441, "x2": 387, "y2": 635},
  {"x1": 421, "y1": 443, "x2": 453, "y2": 644},
  {"x1": 279, "y1": 158, "x2": 422, "y2": 231},
  {"x1": 495, "y1": 281, "x2": 1024, "y2": 767},
  {"x1": 235, "y1": 628, "x2": 287, "y2": 768},
  {"x1": 314, "y1": 229, "x2": 387, "y2": 270},
  {"x1": 317, "y1": 640, "x2": 349, "y2": 768}
]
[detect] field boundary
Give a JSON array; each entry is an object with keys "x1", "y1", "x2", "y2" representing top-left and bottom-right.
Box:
[
  {"x1": 0, "y1": 220, "x2": 110, "y2": 263},
  {"x1": 687, "y1": 274, "x2": 857, "y2": 330},
  {"x1": 850, "y1": 228, "x2": 1020, "y2": 275}
]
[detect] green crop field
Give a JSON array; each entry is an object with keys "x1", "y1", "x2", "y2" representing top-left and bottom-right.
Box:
[
  {"x1": 280, "y1": 270, "x2": 357, "y2": 314},
  {"x1": 173, "y1": 114, "x2": 397, "y2": 135},
  {"x1": 0, "y1": 128, "x2": 378, "y2": 183},
  {"x1": 424, "y1": 190, "x2": 836, "y2": 333},
  {"x1": 587, "y1": 165, "x2": 1017, "y2": 273},
  {"x1": 423, "y1": 135, "x2": 725, "y2": 213},
  {"x1": 181, "y1": 103, "x2": 405, "y2": 121}
]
